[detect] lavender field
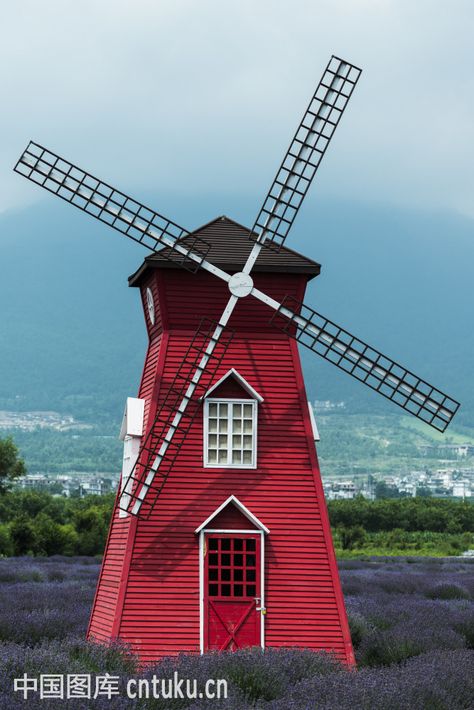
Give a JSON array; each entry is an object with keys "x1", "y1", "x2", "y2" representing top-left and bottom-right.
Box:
[{"x1": 0, "y1": 556, "x2": 473, "y2": 708}]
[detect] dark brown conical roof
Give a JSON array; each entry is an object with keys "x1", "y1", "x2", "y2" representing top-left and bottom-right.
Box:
[{"x1": 128, "y1": 215, "x2": 320, "y2": 286}]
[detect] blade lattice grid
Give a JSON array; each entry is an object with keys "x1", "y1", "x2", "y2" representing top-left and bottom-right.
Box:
[
  {"x1": 14, "y1": 142, "x2": 211, "y2": 272},
  {"x1": 250, "y1": 56, "x2": 362, "y2": 251},
  {"x1": 270, "y1": 296, "x2": 460, "y2": 432},
  {"x1": 118, "y1": 319, "x2": 234, "y2": 519}
]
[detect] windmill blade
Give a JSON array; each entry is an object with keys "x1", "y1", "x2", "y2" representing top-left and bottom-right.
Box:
[
  {"x1": 120, "y1": 305, "x2": 236, "y2": 518},
  {"x1": 250, "y1": 56, "x2": 361, "y2": 252},
  {"x1": 257, "y1": 293, "x2": 458, "y2": 432},
  {"x1": 14, "y1": 141, "x2": 214, "y2": 274}
]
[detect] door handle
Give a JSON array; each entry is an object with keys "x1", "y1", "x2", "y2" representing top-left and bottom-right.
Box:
[{"x1": 254, "y1": 597, "x2": 266, "y2": 614}]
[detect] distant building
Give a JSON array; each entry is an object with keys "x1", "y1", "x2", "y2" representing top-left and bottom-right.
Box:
[
  {"x1": 313, "y1": 400, "x2": 346, "y2": 412},
  {"x1": 397, "y1": 479, "x2": 416, "y2": 497},
  {"x1": 324, "y1": 480, "x2": 357, "y2": 500},
  {"x1": 19, "y1": 474, "x2": 48, "y2": 489},
  {"x1": 15, "y1": 472, "x2": 114, "y2": 497},
  {"x1": 419, "y1": 443, "x2": 474, "y2": 458},
  {"x1": 320, "y1": 460, "x2": 474, "y2": 500},
  {"x1": 0, "y1": 410, "x2": 92, "y2": 432},
  {"x1": 79, "y1": 479, "x2": 110, "y2": 496},
  {"x1": 452, "y1": 480, "x2": 471, "y2": 498}
]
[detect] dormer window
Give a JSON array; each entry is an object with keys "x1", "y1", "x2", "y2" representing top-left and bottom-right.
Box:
[
  {"x1": 205, "y1": 399, "x2": 257, "y2": 467},
  {"x1": 202, "y1": 369, "x2": 263, "y2": 469}
]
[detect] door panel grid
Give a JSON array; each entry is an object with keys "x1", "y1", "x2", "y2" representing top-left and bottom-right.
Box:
[{"x1": 207, "y1": 536, "x2": 257, "y2": 598}]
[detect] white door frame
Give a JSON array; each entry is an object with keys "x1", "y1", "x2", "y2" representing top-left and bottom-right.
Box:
[{"x1": 198, "y1": 528, "x2": 265, "y2": 653}]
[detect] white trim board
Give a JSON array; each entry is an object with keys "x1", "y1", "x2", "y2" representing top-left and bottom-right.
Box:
[
  {"x1": 308, "y1": 400, "x2": 320, "y2": 442},
  {"x1": 119, "y1": 397, "x2": 145, "y2": 440}
]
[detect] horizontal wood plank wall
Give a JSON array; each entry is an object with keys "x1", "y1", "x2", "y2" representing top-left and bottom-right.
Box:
[
  {"x1": 210, "y1": 505, "x2": 259, "y2": 530},
  {"x1": 115, "y1": 269, "x2": 352, "y2": 663},
  {"x1": 208, "y1": 378, "x2": 253, "y2": 400},
  {"x1": 88, "y1": 274, "x2": 164, "y2": 642}
]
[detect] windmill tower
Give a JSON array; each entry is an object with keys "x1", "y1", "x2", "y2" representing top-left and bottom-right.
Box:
[{"x1": 14, "y1": 56, "x2": 459, "y2": 665}]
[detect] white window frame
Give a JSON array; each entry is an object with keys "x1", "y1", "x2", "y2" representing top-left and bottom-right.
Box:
[{"x1": 203, "y1": 398, "x2": 258, "y2": 469}]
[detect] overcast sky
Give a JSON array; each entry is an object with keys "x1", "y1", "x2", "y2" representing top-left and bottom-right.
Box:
[{"x1": 1, "y1": 0, "x2": 473, "y2": 220}]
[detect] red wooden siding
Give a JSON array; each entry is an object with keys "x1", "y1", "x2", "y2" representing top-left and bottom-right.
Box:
[
  {"x1": 89, "y1": 265, "x2": 354, "y2": 665},
  {"x1": 209, "y1": 503, "x2": 259, "y2": 530},
  {"x1": 208, "y1": 377, "x2": 254, "y2": 400},
  {"x1": 87, "y1": 273, "x2": 165, "y2": 642}
]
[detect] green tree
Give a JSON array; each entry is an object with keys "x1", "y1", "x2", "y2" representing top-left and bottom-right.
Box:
[
  {"x1": 0, "y1": 436, "x2": 26, "y2": 494},
  {"x1": 58, "y1": 523, "x2": 80, "y2": 555},
  {"x1": 73, "y1": 506, "x2": 109, "y2": 555},
  {"x1": 340, "y1": 525, "x2": 366, "y2": 550},
  {"x1": 0, "y1": 524, "x2": 13, "y2": 556},
  {"x1": 375, "y1": 481, "x2": 400, "y2": 499},
  {"x1": 10, "y1": 517, "x2": 35, "y2": 555},
  {"x1": 47, "y1": 482, "x2": 65, "y2": 495},
  {"x1": 30, "y1": 513, "x2": 80, "y2": 556}
]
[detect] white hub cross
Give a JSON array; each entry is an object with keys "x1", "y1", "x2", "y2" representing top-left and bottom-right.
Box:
[{"x1": 228, "y1": 272, "x2": 254, "y2": 298}]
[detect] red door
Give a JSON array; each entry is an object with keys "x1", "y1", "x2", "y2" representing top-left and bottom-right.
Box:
[{"x1": 204, "y1": 533, "x2": 261, "y2": 651}]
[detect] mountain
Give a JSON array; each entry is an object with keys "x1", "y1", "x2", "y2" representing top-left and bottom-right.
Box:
[{"x1": 0, "y1": 192, "x2": 473, "y2": 428}]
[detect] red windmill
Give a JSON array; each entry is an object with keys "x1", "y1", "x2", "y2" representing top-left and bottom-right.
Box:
[{"x1": 15, "y1": 56, "x2": 459, "y2": 665}]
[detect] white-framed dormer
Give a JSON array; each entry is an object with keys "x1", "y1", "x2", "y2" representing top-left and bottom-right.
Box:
[
  {"x1": 201, "y1": 369, "x2": 263, "y2": 469},
  {"x1": 195, "y1": 495, "x2": 269, "y2": 653}
]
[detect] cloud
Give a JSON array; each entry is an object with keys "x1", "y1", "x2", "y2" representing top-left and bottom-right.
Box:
[{"x1": 1, "y1": 0, "x2": 473, "y2": 219}]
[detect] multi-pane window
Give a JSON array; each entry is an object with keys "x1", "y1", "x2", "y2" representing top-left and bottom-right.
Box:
[
  {"x1": 204, "y1": 400, "x2": 257, "y2": 467},
  {"x1": 207, "y1": 536, "x2": 258, "y2": 598}
]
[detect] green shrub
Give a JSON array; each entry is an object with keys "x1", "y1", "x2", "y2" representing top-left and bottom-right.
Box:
[
  {"x1": 454, "y1": 613, "x2": 474, "y2": 649},
  {"x1": 347, "y1": 611, "x2": 370, "y2": 648},
  {"x1": 425, "y1": 583, "x2": 471, "y2": 600},
  {"x1": 359, "y1": 631, "x2": 423, "y2": 666},
  {"x1": 0, "y1": 524, "x2": 13, "y2": 556},
  {"x1": 10, "y1": 517, "x2": 35, "y2": 555},
  {"x1": 340, "y1": 525, "x2": 366, "y2": 550}
]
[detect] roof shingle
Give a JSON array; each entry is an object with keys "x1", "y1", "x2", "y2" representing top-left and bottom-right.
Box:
[{"x1": 129, "y1": 215, "x2": 320, "y2": 286}]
